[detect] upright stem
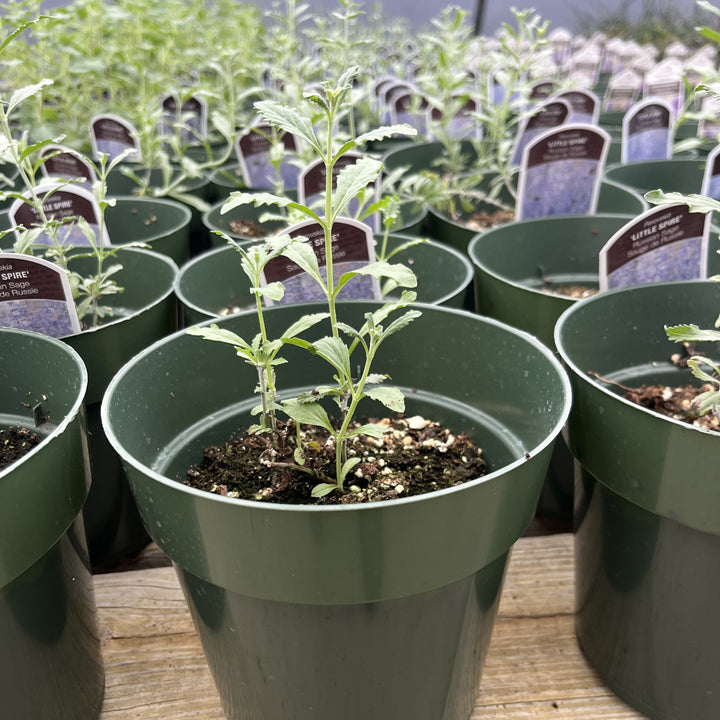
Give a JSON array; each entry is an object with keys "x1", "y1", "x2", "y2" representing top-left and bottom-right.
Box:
[{"x1": 324, "y1": 106, "x2": 338, "y2": 337}]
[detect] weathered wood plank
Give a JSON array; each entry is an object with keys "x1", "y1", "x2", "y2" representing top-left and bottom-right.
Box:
[{"x1": 95, "y1": 534, "x2": 646, "y2": 719}]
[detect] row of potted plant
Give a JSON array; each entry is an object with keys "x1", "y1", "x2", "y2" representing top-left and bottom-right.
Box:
[{"x1": 2, "y1": 3, "x2": 720, "y2": 720}]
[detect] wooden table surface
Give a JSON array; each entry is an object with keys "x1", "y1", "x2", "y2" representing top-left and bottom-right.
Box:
[{"x1": 94, "y1": 533, "x2": 646, "y2": 719}]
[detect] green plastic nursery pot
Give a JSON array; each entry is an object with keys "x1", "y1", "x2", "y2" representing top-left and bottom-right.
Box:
[
  {"x1": 555, "y1": 280, "x2": 720, "y2": 720},
  {"x1": 106, "y1": 165, "x2": 212, "y2": 258},
  {"x1": 176, "y1": 234, "x2": 474, "y2": 326},
  {"x1": 427, "y1": 180, "x2": 646, "y2": 255},
  {"x1": 106, "y1": 196, "x2": 191, "y2": 266},
  {"x1": 64, "y1": 247, "x2": 178, "y2": 566},
  {"x1": 468, "y1": 213, "x2": 633, "y2": 519},
  {"x1": 0, "y1": 329, "x2": 104, "y2": 719},
  {"x1": 604, "y1": 158, "x2": 706, "y2": 196},
  {"x1": 101, "y1": 302, "x2": 570, "y2": 720}
]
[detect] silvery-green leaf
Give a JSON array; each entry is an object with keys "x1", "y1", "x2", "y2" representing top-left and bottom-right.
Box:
[
  {"x1": 332, "y1": 157, "x2": 381, "y2": 219},
  {"x1": 222, "y1": 191, "x2": 292, "y2": 213},
  {"x1": 169, "y1": 191, "x2": 210, "y2": 213},
  {"x1": 645, "y1": 191, "x2": 720, "y2": 215},
  {"x1": 282, "y1": 399, "x2": 334, "y2": 432},
  {"x1": 282, "y1": 242, "x2": 324, "y2": 285},
  {"x1": 366, "y1": 373, "x2": 389, "y2": 384},
  {"x1": 351, "y1": 261, "x2": 417, "y2": 288},
  {"x1": 364, "y1": 385, "x2": 405, "y2": 412},
  {"x1": 8, "y1": 79, "x2": 53, "y2": 114},
  {"x1": 666, "y1": 324, "x2": 720, "y2": 343},
  {"x1": 255, "y1": 100, "x2": 321, "y2": 153},
  {"x1": 313, "y1": 336, "x2": 351, "y2": 377},
  {"x1": 186, "y1": 323, "x2": 251, "y2": 350},
  {"x1": 261, "y1": 281, "x2": 285, "y2": 302},
  {"x1": 354, "y1": 124, "x2": 417, "y2": 146},
  {"x1": 382, "y1": 309, "x2": 423, "y2": 339},
  {"x1": 347, "y1": 423, "x2": 389, "y2": 438},
  {"x1": 338, "y1": 456, "x2": 362, "y2": 483},
  {"x1": 311, "y1": 482, "x2": 338, "y2": 498},
  {"x1": 283, "y1": 312, "x2": 329, "y2": 339}
]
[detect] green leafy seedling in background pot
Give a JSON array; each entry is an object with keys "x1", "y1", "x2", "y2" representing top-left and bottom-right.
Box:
[{"x1": 187, "y1": 67, "x2": 421, "y2": 498}]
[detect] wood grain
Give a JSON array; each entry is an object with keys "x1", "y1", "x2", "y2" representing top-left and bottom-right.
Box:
[{"x1": 94, "y1": 533, "x2": 647, "y2": 719}]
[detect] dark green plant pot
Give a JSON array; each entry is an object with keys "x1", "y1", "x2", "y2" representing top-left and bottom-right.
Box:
[
  {"x1": 106, "y1": 164, "x2": 212, "y2": 258},
  {"x1": 106, "y1": 196, "x2": 191, "y2": 266},
  {"x1": 555, "y1": 280, "x2": 720, "y2": 720},
  {"x1": 468, "y1": 213, "x2": 634, "y2": 520},
  {"x1": 427, "y1": 180, "x2": 646, "y2": 255},
  {"x1": 381, "y1": 139, "x2": 480, "y2": 176},
  {"x1": 604, "y1": 158, "x2": 706, "y2": 196},
  {"x1": 101, "y1": 302, "x2": 570, "y2": 720},
  {"x1": 0, "y1": 329, "x2": 104, "y2": 720},
  {"x1": 176, "y1": 234, "x2": 474, "y2": 326},
  {"x1": 64, "y1": 247, "x2": 178, "y2": 566}
]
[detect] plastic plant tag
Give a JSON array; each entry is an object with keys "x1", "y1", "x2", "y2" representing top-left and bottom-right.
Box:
[
  {"x1": 701, "y1": 144, "x2": 720, "y2": 200},
  {"x1": 568, "y1": 43, "x2": 602, "y2": 87},
  {"x1": 516, "y1": 124, "x2": 609, "y2": 221},
  {"x1": 698, "y1": 95, "x2": 720, "y2": 140},
  {"x1": 260, "y1": 218, "x2": 380, "y2": 305},
  {"x1": 602, "y1": 69, "x2": 642, "y2": 112},
  {"x1": 511, "y1": 99, "x2": 570, "y2": 166},
  {"x1": 621, "y1": 98, "x2": 673, "y2": 163},
  {"x1": 599, "y1": 203, "x2": 709, "y2": 291},
  {"x1": 9, "y1": 183, "x2": 110, "y2": 247},
  {"x1": 159, "y1": 93, "x2": 208, "y2": 146},
  {"x1": 236, "y1": 122, "x2": 300, "y2": 191},
  {"x1": 90, "y1": 114, "x2": 141, "y2": 162},
  {"x1": 529, "y1": 80, "x2": 555, "y2": 101},
  {"x1": 298, "y1": 152, "x2": 380, "y2": 232},
  {"x1": 427, "y1": 96, "x2": 481, "y2": 142},
  {"x1": 553, "y1": 89, "x2": 599, "y2": 125},
  {"x1": 389, "y1": 87, "x2": 428, "y2": 136},
  {"x1": 0, "y1": 253, "x2": 80, "y2": 337},
  {"x1": 548, "y1": 27, "x2": 572, "y2": 65},
  {"x1": 39, "y1": 144, "x2": 97, "y2": 183},
  {"x1": 377, "y1": 81, "x2": 414, "y2": 125},
  {"x1": 643, "y1": 59, "x2": 684, "y2": 115}
]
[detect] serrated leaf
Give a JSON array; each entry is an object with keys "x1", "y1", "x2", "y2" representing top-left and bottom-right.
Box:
[
  {"x1": 347, "y1": 423, "x2": 389, "y2": 438},
  {"x1": 645, "y1": 191, "x2": 720, "y2": 215},
  {"x1": 282, "y1": 312, "x2": 329, "y2": 339},
  {"x1": 382, "y1": 309, "x2": 423, "y2": 340},
  {"x1": 222, "y1": 191, "x2": 294, "y2": 213},
  {"x1": 363, "y1": 385, "x2": 405, "y2": 412},
  {"x1": 665, "y1": 324, "x2": 720, "y2": 343},
  {"x1": 282, "y1": 399, "x2": 334, "y2": 432},
  {"x1": 255, "y1": 100, "x2": 321, "y2": 153},
  {"x1": 332, "y1": 157, "x2": 381, "y2": 220},
  {"x1": 186, "y1": 323, "x2": 251, "y2": 350},
  {"x1": 313, "y1": 336, "x2": 351, "y2": 378},
  {"x1": 354, "y1": 124, "x2": 417, "y2": 146},
  {"x1": 311, "y1": 482, "x2": 338, "y2": 498},
  {"x1": 282, "y1": 242, "x2": 324, "y2": 285},
  {"x1": 350, "y1": 261, "x2": 417, "y2": 288}
]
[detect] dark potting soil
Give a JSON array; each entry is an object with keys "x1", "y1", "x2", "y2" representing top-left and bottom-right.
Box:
[
  {"x1": 622, "y1": 382, "x2": 719, "y2": 432},
  {"x1": 185, "y1": 415, "x2": 487, "y2": 505},
  {"x1": 0, "y1": 426, "x2": 42, "y2": 470}
]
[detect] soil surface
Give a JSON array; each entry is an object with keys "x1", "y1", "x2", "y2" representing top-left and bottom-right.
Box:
[
  {"x1": 463, "y1": 208, "x2": 515, "y2": 232},
  {"x1": 541, "y1": 281, "x2": 597, "y2": 299},
  {"x1": 229, "y1": 219, "x2": 265, "y2": 237},
  {"x1": 0, "y1": 426, "x2": 42, "y2": 470},
  {"x1": 622, "y1": 381, "x2": 719, "y2": 432},
  {"x1": 185, "y1": 414, "x2": 487, "y2": 504}
]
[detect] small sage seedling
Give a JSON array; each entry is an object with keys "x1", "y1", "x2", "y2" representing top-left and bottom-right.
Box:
[
  {"x1": 188, "y1": 67, "x2": 423, "y2": 498},
  {"x1": 0, "y1": 18, "x2": 137, "y2": 329},
  {"x1": 646, "y1": 189, "x2": 720, "y2": 418}
]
